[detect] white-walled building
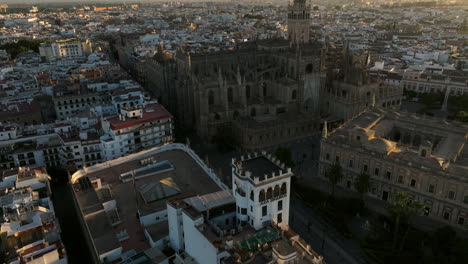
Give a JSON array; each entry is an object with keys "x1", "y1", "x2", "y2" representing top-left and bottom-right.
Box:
[
  {"x1": 101, "y1": 103, "x2": 173, "y2": 160},
  {"x1": 0, "y1": 167, "x2": 68, "y2": 264},
  {"x1": 39, "y1": 39, "x2": 92, "y2": 62},
  {"x1": 231, "y1": 153, "x2": 292, "y2": 230}
]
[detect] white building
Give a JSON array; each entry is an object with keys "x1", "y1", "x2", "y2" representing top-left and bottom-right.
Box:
[
  {"x1": 231, "y1": 152, "x2": 292, "y2": 230},
  {"x1": 39, "y1": 39, "x2": 91, "y2": 62},
  {"x1": 101, "y1": 103, "x2": 173, "y2": 160}
]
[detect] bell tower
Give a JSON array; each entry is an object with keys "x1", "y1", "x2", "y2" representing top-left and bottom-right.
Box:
[{"x1": 288, "y1": 0, "x2": 311, "y2": 46}]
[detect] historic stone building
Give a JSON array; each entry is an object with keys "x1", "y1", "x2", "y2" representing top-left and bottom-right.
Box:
[
  {"x1": 320, "y1": 109, "x2": 468, "y2": 229},
  {"x1": 321, "y1": 44, "x2": 403, "y2": 121},
  {"x1": 144, "y1": 0, "x2": 323, "y2": 149}
]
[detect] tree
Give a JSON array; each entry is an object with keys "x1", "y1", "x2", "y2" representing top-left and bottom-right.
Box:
[
  {"x1": 455, "y1": 111, "x2": 468, "y2": 123},
  {"x1": 313, "y1": 6, "x2": 319, "y2": 11},
  {"x1": 353, "y1": 172, "x2": 370, "y2": 210},
  {"x1": 275, "y1": 147, "x2": 295, "y2": 168},
  {"x1": 388, "y1": 192, "x2": 426, "y2": 253},
  {"x1": 324, "y1": 163, "x2": 343, "y2": 200}
]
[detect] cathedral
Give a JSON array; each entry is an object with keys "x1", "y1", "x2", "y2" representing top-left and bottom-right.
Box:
[
  {"x1": 150, "y1": 0, "x2": 324, "y2": 149},
  {"x1": 139, "y1": 0, "x2": 399, "y2": 150}
]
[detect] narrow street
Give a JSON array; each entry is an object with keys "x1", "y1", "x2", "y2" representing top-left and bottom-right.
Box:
[{"x1": 51, "y1": 182, "x2": 93, "y2": 264}]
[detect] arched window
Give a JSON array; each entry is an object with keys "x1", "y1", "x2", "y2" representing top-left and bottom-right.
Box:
[
  {"x1": 306, "y1": 64, "x2": 313, "y2": 74},
  {"x1": 292, "y1": 90, "x2": 297, "y2": 100},
  {"x1": 262, "y1": 82, "x2": 267, "y2": 97},
  {"x1": 413, "y1": 135, "x2": 422, "y2": 147},
  {"x1": 266, "y1": 188, "x2": 273, "y2": 199},
  {"x1": 393, "y1": 130, "x2": 401, "y2": 142},
  {"x1": 214, "y1": 113, "x2": 220, "y2": 120},
  {"x1": 402, "y1": 132, "x2": 411, "y2": 144},
  {"x1": 251, "y1": 108, "x2": 256, "y2": 117},
  {"x1": 208, "y1": 90, "x2": 214, "y2": 105},
  {"x1": 280, "y1": 183, "x2": 287, "y2": 195},
  {"x1": 250, "y1": 190, "x2": 254, "y2": 201},
  {"x1": 228, "y1": 87, "x2": 233, "y2": 103},
  {"x1": 259, "y1": 189, "x2": 266, "y2": 202},
  {"x1": 421, "y1": 149, "x2": 427, "y2": 157},
  {"x1": 233, "y1": 111, "x2": 239, "y2": 120},
  {"x1": 246, "y1": 85, "x2": 251, "y2": 99},
  {"x1": 274, "y1": 185, "x2": 280, "y2": 197}
]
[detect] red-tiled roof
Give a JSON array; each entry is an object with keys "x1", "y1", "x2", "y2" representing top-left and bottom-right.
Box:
[{"x1": 107, "y1": 103, "x2": 172, "y2": 130}]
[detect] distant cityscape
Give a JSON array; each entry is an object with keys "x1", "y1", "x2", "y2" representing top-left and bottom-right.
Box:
[{"x1": 0, "y1": 0, "x2": 467, "y2": 264}]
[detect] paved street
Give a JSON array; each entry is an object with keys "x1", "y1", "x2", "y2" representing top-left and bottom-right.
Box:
[{"x1": 290, "y1": 197, "x2": 375, "y2": 264}]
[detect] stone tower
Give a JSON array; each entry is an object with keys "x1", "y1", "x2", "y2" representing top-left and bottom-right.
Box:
[{"x1": 288, "y1": 0, "x2": 311, "y2": 46}]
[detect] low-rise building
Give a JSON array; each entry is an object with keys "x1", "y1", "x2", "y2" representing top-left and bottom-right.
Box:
[
  {"x1": 39, "y1": 39, "x2": 92, "y2": 62},
  {"x1": 402, "y1": 68, "x2": 468, "y2": 96},
  {"x1": 0, "y1": 167, "x2": 67, "y2": 264},
  {"x1": 320, "y1": 109, "x2": 468, "y2": 229}
]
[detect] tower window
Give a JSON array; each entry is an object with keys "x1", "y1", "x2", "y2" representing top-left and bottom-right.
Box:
[
  {"x1": 278, "y1": 200, "x2": 283, "y2": 211},
  {"x1": 262, "y1": 206, "x2": 267, "y2": 217}
]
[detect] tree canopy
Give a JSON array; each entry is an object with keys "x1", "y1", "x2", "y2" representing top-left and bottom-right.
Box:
[{"x1": 0, "y1": 39, "x2": 44, "y2": 59}]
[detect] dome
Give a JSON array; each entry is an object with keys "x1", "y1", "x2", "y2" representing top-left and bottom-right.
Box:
[
  {"x1": 366, "y1": 138, "x2": 396, "y2": 153},
  {"x1": 351, "y1": 127, "x2": 375, "y2": 139}
]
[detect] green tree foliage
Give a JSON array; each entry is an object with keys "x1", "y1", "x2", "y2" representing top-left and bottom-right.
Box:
[
  {"x1": 420, "y1": 92, "x2": 444, "y2": 107},
  {"x1": 275, "y1": 147, "x2": 295, "y2": 168},
  {"x1": 426, "y1": 227, "x2": 468, "y2": 263},
  {"x1": 403, "y1": 89, "x2": 417, "y2": 99},
  {"x1": 243, "y1": 14, "x2": 265, "y2": 20},
  {"x1": 388, "y1": 192, "x2": 426, "y2": 252},
  {"x1": 313, "y1": 6, "x2": 319, "y2": 11},
  {"x1": 0, "y1": 39, "x2": 43, "y2": 59},
  {"x1": 454, "y1": 111, "x2": 468, "y2": 122},
  {"x1": 324, "y1": 163, "x2": 343, "y2": 199}
]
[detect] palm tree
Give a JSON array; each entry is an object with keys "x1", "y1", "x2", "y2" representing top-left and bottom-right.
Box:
[
  {"x1": 389, "y1": 192, "x2": 426, "y2": 253},
  {"x1": 353, "y1": 172, "x2": 371, "y2": 211},
  {"x1": 325, "y1": 163, "x2": 343, "y2": 200}
]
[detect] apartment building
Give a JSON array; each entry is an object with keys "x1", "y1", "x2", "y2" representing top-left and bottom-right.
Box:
[{"x1": 101, "y1": 103, "x2": 173, "y2": 160}]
